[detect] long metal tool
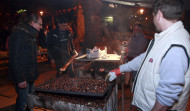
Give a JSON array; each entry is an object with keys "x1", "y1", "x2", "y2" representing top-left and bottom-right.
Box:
[{"x1": 105, "y1": 74, "x2": 111, "y2": 86}]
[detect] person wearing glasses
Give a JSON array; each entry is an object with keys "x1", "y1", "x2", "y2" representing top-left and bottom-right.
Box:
[
  {"x1": 8, "y1": 14, "x2": 42, "y2": 111},
  {"x1": 47, "y1": 17, "x2": 77, "y2": 78},
  {"x1": 106, "y1": 0, "x2": 190, "y2": 110}
]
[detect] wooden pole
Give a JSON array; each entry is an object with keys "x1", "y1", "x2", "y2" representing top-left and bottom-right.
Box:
[{"x1": 60, "y1": 53, "x2": 78, "y2": 71}]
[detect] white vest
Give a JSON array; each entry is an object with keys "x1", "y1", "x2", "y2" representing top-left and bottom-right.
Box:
[{"x1": 132, "y1": 21, "x2": 190, "y2": 111}]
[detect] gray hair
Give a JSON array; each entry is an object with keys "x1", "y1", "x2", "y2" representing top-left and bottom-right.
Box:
[{"x1": 25, "y1": 14, "x2": 41, "y2": 24}]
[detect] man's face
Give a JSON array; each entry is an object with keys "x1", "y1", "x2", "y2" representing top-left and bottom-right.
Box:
[
  {"x1": 33, "y1": 18, "x2": 43, "y2": 31},
  {"x1": 153, "y1": 13, "x2": 161, "y2": 32},
  {"x1": 59, "y1": 23, "x2": 67, "y2": 31},
  {"x1": 133, "y1": 25, "x2": 141, "y2": 34}
]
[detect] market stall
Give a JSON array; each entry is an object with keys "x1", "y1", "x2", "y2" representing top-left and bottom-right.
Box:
[
  {"x1": 29, "y1": 77, "x2": 117, "y2": 111},
  {"x1": 29, "y1": 49, "x2": 122, "y2": 111},
  {"x1": 74, "y1": 53, "x2": 125, "y2": 111},
  {"x1": 74, "y1": 54, "x2": 121, "y2": 79}
]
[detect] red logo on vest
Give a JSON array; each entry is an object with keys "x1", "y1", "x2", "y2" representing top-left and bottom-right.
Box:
[{"x1": 149, "y1": 58, "x2": 153, "y2": 63}]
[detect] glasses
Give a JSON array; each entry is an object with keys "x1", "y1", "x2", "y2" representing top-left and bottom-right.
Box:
[{"x1": 36, "y1": 22, "x2": 43, "y2": 26}]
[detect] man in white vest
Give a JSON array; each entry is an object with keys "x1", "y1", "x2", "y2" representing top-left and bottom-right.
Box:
[{"x1": 106, "y1": 0, "x2": 190, "y2": 110}]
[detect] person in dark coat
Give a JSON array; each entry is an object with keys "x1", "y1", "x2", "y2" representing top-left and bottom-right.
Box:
[
  {"x1": 8, "y1": 14, "x2": 42, "y2": 111},
  {"x1": 125, "y1": 22, "x2": 149, "y2": 79},
  {"x1": 47, "y1": 17, "x2": 77, "y2": 78},
  {"x1": 127, "y1": 22, "x2": 148, "y2": 60}
]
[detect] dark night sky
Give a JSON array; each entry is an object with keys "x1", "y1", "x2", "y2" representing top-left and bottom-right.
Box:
[
  {"x1": 0, "y1": 0, "x2": 190, "y2": 13},
  {"x1": 0, "y1": 0, "x2": 76, "y2": 13},
  {"x1": 184, "y1": 0, "x2": 190, "y2": 11}
]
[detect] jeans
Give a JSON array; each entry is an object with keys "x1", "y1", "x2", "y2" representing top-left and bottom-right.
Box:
[
  {"x1": 14, "y1": 81, "x2": 34, "y2": 111},
  {"x1": 135, "y1": 106, "x2": 176, "y2": 111}
]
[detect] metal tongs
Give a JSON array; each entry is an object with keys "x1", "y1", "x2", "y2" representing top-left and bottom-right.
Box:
[{"x1": 105, "y1": 74, "x2": 111, "y2": 86}]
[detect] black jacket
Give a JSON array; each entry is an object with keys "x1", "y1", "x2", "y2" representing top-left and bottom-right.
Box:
[
  {"x1": 8, "y1": 23, "x2": 39, "y2": 83},
  {"x1": 47, "y1": 29, "x2": 75, "y2": 63}
]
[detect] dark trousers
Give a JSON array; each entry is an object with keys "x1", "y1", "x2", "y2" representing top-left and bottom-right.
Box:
[
  {"x1": 135, "y1": 106, "x2": 176, "y2": 111},
  {"x1": 14, "y1": 81, "x2": 34, "y2": 111}
]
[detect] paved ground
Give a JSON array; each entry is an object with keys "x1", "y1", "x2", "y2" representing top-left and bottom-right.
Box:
[{"x1": 0, "y1": 59, "x2": 56, "y2": 111}]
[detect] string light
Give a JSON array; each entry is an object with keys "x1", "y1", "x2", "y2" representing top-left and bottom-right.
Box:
[
  {"x1": 40, "y1": 11, "x2": 44, "y2": 16},
  {"x1": 0, "y1": 5, "x2": 82, "y2": 16},
  {"x1": 139, "y1": 9, "x2": 144, "y2": 14}
]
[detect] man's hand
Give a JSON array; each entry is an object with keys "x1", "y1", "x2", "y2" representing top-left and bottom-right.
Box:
[
  {"x1": 50, "y1": 59, "x2": 55, "y2": 64},
  {"x1": 106, "y1": 72, "x2": 117, "y2": 81},
  {"x1": 105, "y1": 68, "x2": 122, "y2": 81},
  {"x1": 18, "y1": 81, "x2": 27, "y2": 88},
  {"x1": 72, "y1": 50, "x2": 78, "y2": 55}
]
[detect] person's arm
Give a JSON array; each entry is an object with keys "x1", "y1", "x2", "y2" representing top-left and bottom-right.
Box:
[
  {"x1": 106, "y1": 53, "x2": 145, "y2": 81},
  {"x1": 18, "y1": 81, "x2": 27, "y2": 88},
  {"x1": 9, "y1": 32, "x2": 26, "y2": 84},
  {"x1": 152, "y1": 47, "x2": 188, "y2": 110},
  {"x1": 68, "y1": 30, "x2": 77, "y2": 54},
  {"x1": 46, "y1": 30, "x2": 54, "y2": 60},
  {"x1": 120, "y1": 52, "x2": 145, "y2": 72},
  {"x1": 127, "y1": 35, "x2": 135, "y2": 56}
]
